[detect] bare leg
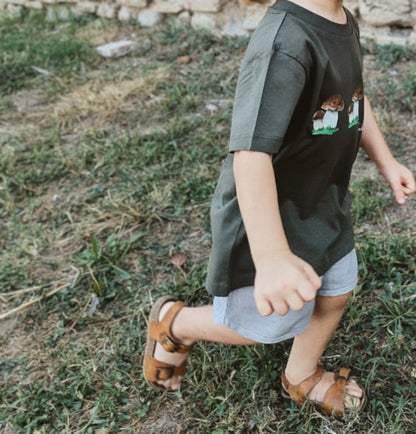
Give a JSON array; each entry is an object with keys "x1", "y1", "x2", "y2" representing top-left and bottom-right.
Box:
[
  {"x1": 284, "y1": 293, "x2": 363, "y2": 408},
  {"x1": 153, "y1": 302, "x2": 257, "y2": 389}
]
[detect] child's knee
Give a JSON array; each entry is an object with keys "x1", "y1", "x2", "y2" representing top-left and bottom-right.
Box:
[{"x1": 315, "y1": 291, "x2": 352, "y2": 313}]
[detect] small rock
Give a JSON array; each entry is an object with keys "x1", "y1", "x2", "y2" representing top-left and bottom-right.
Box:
[
  {"x1": 46, "y1": 6, "x2": 71, "y2": 22},
  {"x1": 178, "y1": 10, "x2": 191, "y2": 22},
  {"x1": 153, "y1": 0, "x2": 185, "y2": 14},
  {"x1": 138, "y1": 10, "x2": 164, "y2": 27},
  {"x1": 118, "y1": 6, "x2": 135, "y2": 21},
  {"x1": 191, "y1": 13, "x2": 217, "y2": 30},
  {"x1": 96, "y1": 40, "x2": 138, "y2": 58},
  {"x1": 222, "y1": 17, "x2": 249, "y2": 37},
  {"x1": 205, "y1": 99, "x2": 232, "y2": 112},
  {"x1": 97, "y1": 3, "x2": 118, "y2": 19},
  {"x1": 3, "y1": 4, "x2": 23, "y2": 19},
  {"x1": 189, "y1": 0, "x2": 224, "y2": 13}
]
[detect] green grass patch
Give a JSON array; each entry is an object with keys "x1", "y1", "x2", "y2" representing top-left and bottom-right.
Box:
[
  {"x1": 375, "y1": 43, "x2": 416, "y2": 68},
  {"x1": 0, "y1": 11, "x2": 100, "y2": 94},
  {"x1": 351, "y1": 177, "x2": 390, "y2": 224}
]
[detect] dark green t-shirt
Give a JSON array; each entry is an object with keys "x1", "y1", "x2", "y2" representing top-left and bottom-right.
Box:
[{"x1": 206, "y1": 0, "x2": 364, "y2": 297}]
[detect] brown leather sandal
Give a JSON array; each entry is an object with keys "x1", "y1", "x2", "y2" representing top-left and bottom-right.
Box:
[
  {"x1": 143, "y1": 296, "x2": 192, "y2": 389},
  {"x1": 281, "y1": 363, "x2": 367, "y2": 417}
]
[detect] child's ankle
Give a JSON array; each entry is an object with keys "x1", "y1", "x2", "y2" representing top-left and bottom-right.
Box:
[
  {"x1": 171, "y1": 309, "x2": 194, "y2": 347},
  {"x1": 284, "y1": 364, "x2": 319, "y2": 385}
]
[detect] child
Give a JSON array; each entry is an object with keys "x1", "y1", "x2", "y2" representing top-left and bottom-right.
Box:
[{"x1": 144, "y1": 0, "x2": 415, "y2": 416}]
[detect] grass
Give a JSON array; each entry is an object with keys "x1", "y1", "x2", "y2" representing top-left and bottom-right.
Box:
[
  {"x1": 375, "y1": 43, "x2": 416, "y2": 68},
  {"x1": 1, "y1": 12, "x2": 416, "y2": 433},
  {"x1": 0, "y1": 11, "x2": 100, "y2": 94}
]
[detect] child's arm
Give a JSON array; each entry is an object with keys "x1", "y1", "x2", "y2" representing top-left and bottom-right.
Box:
[
  {"x1": 233, "y1": 150, "x2": 321, "y2": 317},
  {"x1": 360, "y1": 96, "x2": 416, "y2": 204}
]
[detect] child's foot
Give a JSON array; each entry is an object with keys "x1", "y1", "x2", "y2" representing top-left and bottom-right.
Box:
[
  {"x1": 281, "y1": 364, "x2": 366, "y2": 416},
  {"x1": 143, "y1": 297, "x2": 193, "y2": 390},
  {"x1": 307, "y1": 371, "x2": 364, "y2": 409}
]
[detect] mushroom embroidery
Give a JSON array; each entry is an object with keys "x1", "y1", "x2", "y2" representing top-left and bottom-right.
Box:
[
  {"x1": 349, "y1": 84, "x2": 364, "y2": 128},
  {"x1": 312, "y1": 110, "x2": 325, "y2": 132},
  {"x1": 312, "y1": 94, "x2": 344, "y2": 135}
]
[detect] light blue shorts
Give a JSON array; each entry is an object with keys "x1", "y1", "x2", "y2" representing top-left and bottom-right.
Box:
[{"x1": 213, "y1": 249, "x2": 358, "y2": 344}]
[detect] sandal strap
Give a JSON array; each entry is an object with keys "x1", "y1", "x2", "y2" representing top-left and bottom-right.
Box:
[
  {"x1": 322, "y1": 367, "x2": 352, "y2": 417},
  {"x1": 149, "y1": 301, "x2": 191, "y2": 353},
  {"x1": 144, "y1": 354, "x2": 186, "y2": 382},
  {"x1": 281, "y1": 364, "x2": 325, "y2": 406}
]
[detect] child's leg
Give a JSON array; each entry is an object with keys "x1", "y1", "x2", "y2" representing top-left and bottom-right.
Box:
[
  {"x1": 152, "y1": 301, "x2": 257, "y2": 390},
  {"x1": 284, "y1": 293, "x2": 364, "y2": 407}
]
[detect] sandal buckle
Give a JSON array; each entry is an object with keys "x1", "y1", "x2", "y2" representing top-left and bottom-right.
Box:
[
  {"x1": 155, "y1": 366, "x2": 174, "y2": 381},
  {"x1": 160, "y1": 333, "x2": 181, "y2": 353}
]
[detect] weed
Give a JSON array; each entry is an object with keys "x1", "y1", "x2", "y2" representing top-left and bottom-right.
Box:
[
  {"x1": 382, "y1": 68, "x2": 416, "y2": 112},
  {"x1": 375, "y1": 43, "x2": 416, "y2": 67},
  {"x1": 72, "y1": 234, "x2": 143, "y2": 300}
]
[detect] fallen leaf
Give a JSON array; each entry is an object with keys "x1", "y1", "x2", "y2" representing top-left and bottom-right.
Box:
[
  {"x1": 171, "y1": 253, "x2": 187, "y2": 268},
  {"x1": 177, "y1": 55, "x2": 192, "y2": 64}
]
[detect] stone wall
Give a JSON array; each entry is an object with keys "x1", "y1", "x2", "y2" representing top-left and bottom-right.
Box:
[{"x1": 1, "y1": 0, "x2": 416, "y2": 45}]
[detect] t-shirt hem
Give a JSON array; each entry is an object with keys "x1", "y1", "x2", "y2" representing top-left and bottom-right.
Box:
[
  {"x1": 207, "y1": 239, "x2": 355, "y2": 297},
  {"x1": 206, "y1": 272, "x2": 255, "y2": 297},
  {"x1": 229, "y1": 136, "x2": 283, "y2": 154}
]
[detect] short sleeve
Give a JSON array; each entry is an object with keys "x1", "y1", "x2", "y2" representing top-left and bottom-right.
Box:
[{"x1": 229, "y1": 50, "x2": 306, "y2": 154}]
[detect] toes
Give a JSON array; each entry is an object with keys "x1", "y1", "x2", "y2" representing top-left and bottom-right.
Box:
[
  {"x1": 344, "y1": 393, "x2": 361, "y2": 409},
  {"x1": 345, "y1": 380, "x2": 363, "y2": 398},
  {"x1": 344, "y1": 380, "x2": 364, "y2": 409},
  {"x1": 155, "y1": 373, "x2": 184, "y2": 390},
  {"x1": 167, "y1": 376, "x2": 182, "y2": 391},
  {"x1": 160, "y1": 379, "x2": 172, "y2": 389},
  {"x1": 170, "y1": 382, "x2": 180, "y2": 391}
]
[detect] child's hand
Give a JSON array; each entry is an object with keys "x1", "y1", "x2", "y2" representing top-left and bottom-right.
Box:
[
  {"x1": 379, "y1": 160, "x2": 416, "y2": 205},
  {"x1": 253, "y1": 250, "x2": 321, "y2": 316}
]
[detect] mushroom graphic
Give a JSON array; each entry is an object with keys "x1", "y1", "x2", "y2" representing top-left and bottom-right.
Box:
[
  {"x1": 312, "y1": 110, "x2": 325, "y2": 132},
  {"x1": 321, "y1": 94, "x2": 344, "y2": 130},
  {"x1": 352, "y1": 85, "x2": 364, "y2": 121},
  {"x1": 348, "y1": 103, "x2": 354, "y2": 125}
]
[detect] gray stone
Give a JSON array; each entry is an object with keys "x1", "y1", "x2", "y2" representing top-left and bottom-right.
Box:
[
  {"x1": 138, "y1": 9, "x2": 163, "y2": 27},
  {"x1": 178, "y1": 10, "x2": 191, "y2": 22},
  {"x1": 4, "y1": 4, "x2": 23, "y2": 18},
  {"x1": 191, "y1": 12, "x2": 217, "y2": 30},
  {"x1": 97, "y1": 2, "x2": 119, "y2": 19},
  {"x1": 46, "y1": 5, "x2": 71, "y2": 22},
  {"x1": 359, "y1": 0, "x2": 413, "y2": 27},
  {"x1": 153, "y1": 0, "x2": 185, "y2": 14},
  {"x1": 222, "y1": 16, "x2": 248, "y2": 36},
  {"x1": 118, "y1": 6, "x2": 138, "y2": 21},
  {"x1": 119, "y1": 0, "x2": 147, "y2": 7},
  {"x1": 189, "y1": 0, "x2": 223, "y2": 13},
  {"x1": 72, "y1": 1, "x2": 97, "y2": 14},
  {"x1": 96, "y1": 40, "x2": 138, "y2": 58}
]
